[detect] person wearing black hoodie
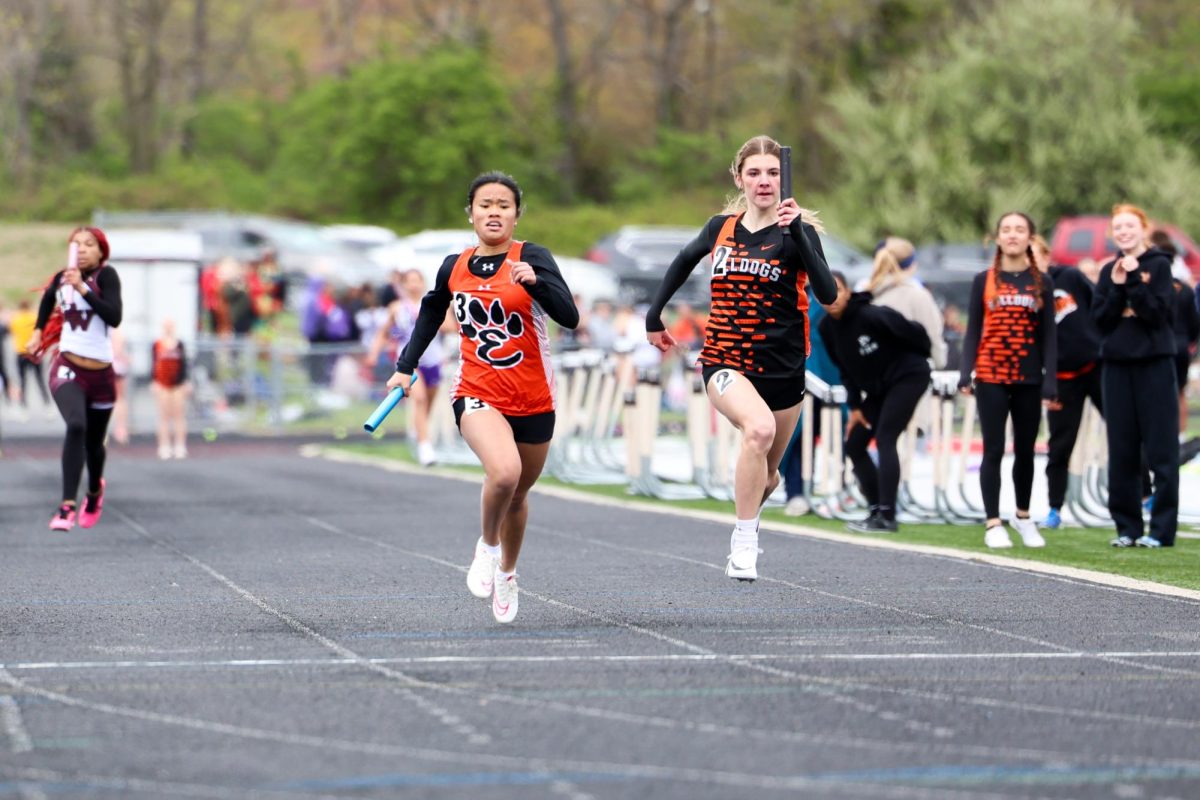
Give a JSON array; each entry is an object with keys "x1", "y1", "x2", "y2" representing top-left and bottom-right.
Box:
[
  {"x1": 1032, "y1": 236, "x2": 1103, "y2": 529},
  {"x1": 820, "y1": 272, "x2": 932, "y2": 533},
  {"x1": 1094, "y1": 204, "x2": 1179, "y2": 547}
]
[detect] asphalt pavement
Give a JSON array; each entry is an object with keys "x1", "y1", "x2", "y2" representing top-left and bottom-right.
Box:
[{"x1": 2, "y1": 440, "x2": 1199, "y2": 799}]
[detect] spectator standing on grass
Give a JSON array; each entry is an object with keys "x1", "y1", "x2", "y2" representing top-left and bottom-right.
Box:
[
  {"x1": 1092, "y1": 204, "x2": 1178, "y2": 548},
  {"x1": 10, "y1": 299, "x2": 52, "y2": 414},
  {"x1": 151, "y1": 318, "x2": 190, "y2": 460},
  {"x1": 821, "y1": 271, "x2": 932, "y2": 533},
  {"x1": 865, "y1": 237, "x2": 946, "y2": 369},
  {"x1": 1149, "y1": 231, "x2": 1200, "y2": 439},
  {"x1": 1032, "y1": 234, "x2": 1104, "y2": 530},
  {"x1": 958, "y1": 212, "x2": 1056, "y2": 550}
]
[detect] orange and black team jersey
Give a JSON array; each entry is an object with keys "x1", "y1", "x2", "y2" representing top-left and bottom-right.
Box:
[
  {"x1": 151, "y1": 340, "x2": 188, "y2": 388},
  {"x1": 394, "y1": 241, "x2": 579, "y2": 417},
  {"x1": 645, "y1": 214, "x2": 837, "y2": 379},
  {"x1": 959, "y1": 268, "x2": 1057, "y2": 398}
]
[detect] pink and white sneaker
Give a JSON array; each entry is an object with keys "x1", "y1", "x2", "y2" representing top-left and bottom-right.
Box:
[
  {"x1": 79, "y1": 479, "x2": 106, "y2": 529},
  {"x1": 49, "y1": 504, "x2": 77, "y2": 532},
  {"x1": 492, "y1": 571, "x2": 519, "y2": 624}
]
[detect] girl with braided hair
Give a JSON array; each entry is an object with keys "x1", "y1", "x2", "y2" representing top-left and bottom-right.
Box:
[{"x1": 958, "y1": 212, "x2": 1057, "y2": 549}]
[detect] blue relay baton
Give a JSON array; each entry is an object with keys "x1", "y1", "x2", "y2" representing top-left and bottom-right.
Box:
[{"x1": 363, "y1": 373, "x2": 419, "y2": 432}]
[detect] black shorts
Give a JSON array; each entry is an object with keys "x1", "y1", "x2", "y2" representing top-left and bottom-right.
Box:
[
  {"x1": 452, "y1": 397, "x2": 556, "y2": 445},
  {"x1": 700, "y1": 365, "x2": 805, "y2": 412}
]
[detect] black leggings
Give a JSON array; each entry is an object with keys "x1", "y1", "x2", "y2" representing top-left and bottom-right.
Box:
[
  {"x1": 844, "y1": 374, "x2": 929, "y2": 520},
  {"x1": 52, "y1": 382, "x2": 113, "y2": 502},
  {"x1": 975, "y1": 382, "x2": 1042, "y2": 520},
  {"x1": 1045, "y1": 368, "x2": 1103, "y2": 510},
  {"x1": 18, "y1": 356, "x2": 50, "y2": 405}
]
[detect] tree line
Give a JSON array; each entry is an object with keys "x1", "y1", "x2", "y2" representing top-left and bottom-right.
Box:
[{"x1": 1, "y1": 0, "x2": 1197, "y2": 249}]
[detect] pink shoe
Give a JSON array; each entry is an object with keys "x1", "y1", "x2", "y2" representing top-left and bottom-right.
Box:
[
  {"x1": 49, "y1": 504, "x2": 77, "y2": 531},
  {"x1": 79, "y1": 479, "x2": 106, "y2": 529}
]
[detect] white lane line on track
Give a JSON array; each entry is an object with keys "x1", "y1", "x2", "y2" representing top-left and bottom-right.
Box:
[
  {"x1": 0, "y1": 672, "x2": 1047, "y2": 800},
  {"x1": 109, "y1": 508, "x2": 492, "y2": 747},
  {"x1": 533, "y1": 523, "x2": 1200, "y2": 681},
  {"x1": 303, "y1": 515, "x2": 950, "y2": 739},
  {"x1": 528, "y1": 525, "x2": 1200, "y2": 730},
  {"x1": 0, "y1": 694, "x2": 33, "y2": 753},
  {"x1": 310, "y1": 447, "x2": 1200, "y2": 606},
  {"x1": 6, "y1": 650, "x2": 1200, "y2": 672}
]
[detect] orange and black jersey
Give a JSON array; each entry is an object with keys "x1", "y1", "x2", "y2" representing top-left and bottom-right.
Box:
[
  {"x1": 645, "y1": 214, "x2": 836, "y2": 379},
  {"x1": 959, "y1": 268, "x2": 1057, "y2": 398},
  {"x1": 1047, "y1": 265, "x2": 1101, "y2": 375},
  {"x1": 395, "y1": 241, "x2": 579, "y2": 415}
]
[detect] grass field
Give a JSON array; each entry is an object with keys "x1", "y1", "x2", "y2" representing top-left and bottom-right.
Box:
[
  {"x1": 0, "y1": 222, "x2": 72, "y2": 304},
  {"x1": 329, "y1": 440, "x2": 1200, "y2": 593}
]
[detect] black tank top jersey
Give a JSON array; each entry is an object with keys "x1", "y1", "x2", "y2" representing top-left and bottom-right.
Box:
[{"x1": 695, "y1": 215, "x2": 819, "y2": 378}]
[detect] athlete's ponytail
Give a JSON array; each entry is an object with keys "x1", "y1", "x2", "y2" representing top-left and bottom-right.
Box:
[{"x1": 867, "y1": 237, "x2": 915, "y2": 294}]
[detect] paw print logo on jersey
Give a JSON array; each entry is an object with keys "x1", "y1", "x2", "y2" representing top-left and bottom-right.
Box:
[{"x1": 454, "y1": 292, "x2": 524, "y2": 368}]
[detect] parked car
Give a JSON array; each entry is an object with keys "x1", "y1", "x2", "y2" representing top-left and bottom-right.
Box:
[
  {"x1": 585, "y1": 226, "x2": 708, "y2": 307},
  {"x1": 368, "y1": 229, "x2": 478, "y2": 287},
  {"x1": 556, "y1": 256, "x2": 619, "y2": 310},
  {"x1": 913, "y1": 241, "x2": 992, "y2": 311},
  {"x1": 1049, "y1": 215, "x2": 1200, "y2": 278},
  {"x1": 322, "y1": 224, "x2": 399, "y2": 252},
  {"x1": 92, "y1": 210, "x2": 387, "y2": 287}
]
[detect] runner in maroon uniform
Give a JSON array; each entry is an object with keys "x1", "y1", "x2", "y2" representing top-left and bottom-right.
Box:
[
  {"x1": 27, "y1": 227, "x2": 123, "y2": 531},
  {"x1": 645, "y1": 135, "x2": 836, "y2": 581}
]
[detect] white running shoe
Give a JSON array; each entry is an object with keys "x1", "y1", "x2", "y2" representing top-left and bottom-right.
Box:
[
  {"x1": 984, "y1": 524, "x2": 1013, "y2": 549},
  {"x1": 173, "y1": 443, "x2": 189, "y2": 459},
  {"x1": 417, "y1": 441, "x2": 436, "y2": 466},
  {"x1": 725, "y1": 530, "x2": 761, "y2": 582},
  {"x1": 1012, "y1": 517, "x2": 1045, "y2": 548},
  {"x1": 466, "y1": 539, "x2": 499, "y2": 599},
  {"x1": 783, "y1": 496, "x2": 810, "y2": 517},
  {"x1": 157, "y1": 444, "x2": 172, "y2": 460},
  {"x1": 492, "y1": 570, "x2": 518, "y2": 623}
]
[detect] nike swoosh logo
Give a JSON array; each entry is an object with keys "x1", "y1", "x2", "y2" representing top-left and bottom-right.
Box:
[{"x1": 760, "y1": 243, "x2": 777, "y2": 251}]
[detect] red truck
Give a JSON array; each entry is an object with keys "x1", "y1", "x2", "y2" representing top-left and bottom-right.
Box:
[{"x1": 1050, "y1": 215, "x2": 1200, "y2": 278}]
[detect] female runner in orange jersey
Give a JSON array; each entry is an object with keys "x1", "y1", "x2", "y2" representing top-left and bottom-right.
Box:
[
  {"x1": 386, "y1": 172, "x2": 579, "y2": 623},
  {"x1": 645, "y1": 135, "x2": 837, "y2": 581}
]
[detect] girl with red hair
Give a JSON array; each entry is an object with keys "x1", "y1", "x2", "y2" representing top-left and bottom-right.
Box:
[
  {"x1": 26, "y1": 227, "x2": 123, "y2": 531},
  {"x1": 1093, "y1": 204, "x2": 1178, "y2": 547}
]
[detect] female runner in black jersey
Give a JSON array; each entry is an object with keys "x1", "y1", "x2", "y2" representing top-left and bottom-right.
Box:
[{"x1": 645, "y1": 135, "x2": 836, "y2": 581}]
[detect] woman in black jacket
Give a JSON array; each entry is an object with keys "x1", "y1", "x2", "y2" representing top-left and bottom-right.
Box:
[
  {"x1": 820, "y1": 272, "x2": 932, "y2": 533},
  {"x1": 1093, "y1": 204, "x2": 1179, "y2": 547}
]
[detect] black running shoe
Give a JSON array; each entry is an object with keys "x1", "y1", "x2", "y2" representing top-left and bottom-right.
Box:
[{"x1": 847, "y1": 514, "x2": 899, "y2": 534}]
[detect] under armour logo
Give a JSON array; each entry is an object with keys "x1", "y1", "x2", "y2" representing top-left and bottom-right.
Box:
[{"x1": 480, "y1": 263, "x2": 496, "y2": 272}]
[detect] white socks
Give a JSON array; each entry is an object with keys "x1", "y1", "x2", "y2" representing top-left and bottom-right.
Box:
[{"x1": 480, "y1": 539, "x2": 501, "y2": 557}]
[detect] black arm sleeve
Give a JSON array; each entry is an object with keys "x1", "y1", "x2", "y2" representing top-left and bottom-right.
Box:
[
  {"x1": 792, "y1": 220, "x2": 837, "y2": 304},
  {"x1": 35, "y1": 273, "x2": 61, "y2": 328},
  {"x1": 395, "y1": 257, "x2": 455, "y2": 375},
  {"x1": 958, "y1": 272, "x2": 986, "y2": 388},
  {"x1": 1039, "y1": 282, "x2": 1058, "y2": 399},
  {"x1": 644, "y1": 219, "x2": 719, "y2": 332},
  {"x1": 86, "y1": 267, "x2": 123, "y2": 328},
  {"x1": 177, "y1": 344, "x2": 189, "y2": 383},
  {"x1": 521, "y1": 244, "x2": 579, "y2": 329}
]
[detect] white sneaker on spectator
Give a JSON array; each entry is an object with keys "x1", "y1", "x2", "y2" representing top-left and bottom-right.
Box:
[
  {"x1": 157, "y1": 444, "x2": 172, "y2": 460},
  {"x1": 173, "y1": 443, "x2": 189, "y2": 459},
  {"x1": 417, "y1": 441, "x2": 436, "y2": 466},
  {"x1": 1011, "y1": 517, "x2": 1045, "y2": 547},
  {"x1": 784, "y1": 496, "x2": 810, "y2": 517},
  {"x1": 466, "y1": 539, "x2": 499, "y2": 599},
  {"x1": 984, "y1": 525, "x2": 1013, "y2": 549}
]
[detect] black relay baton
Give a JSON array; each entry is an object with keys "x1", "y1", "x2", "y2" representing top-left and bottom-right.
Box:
[{"x1": 780, "y1": 145, "x2": 793, "y2": 236}]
